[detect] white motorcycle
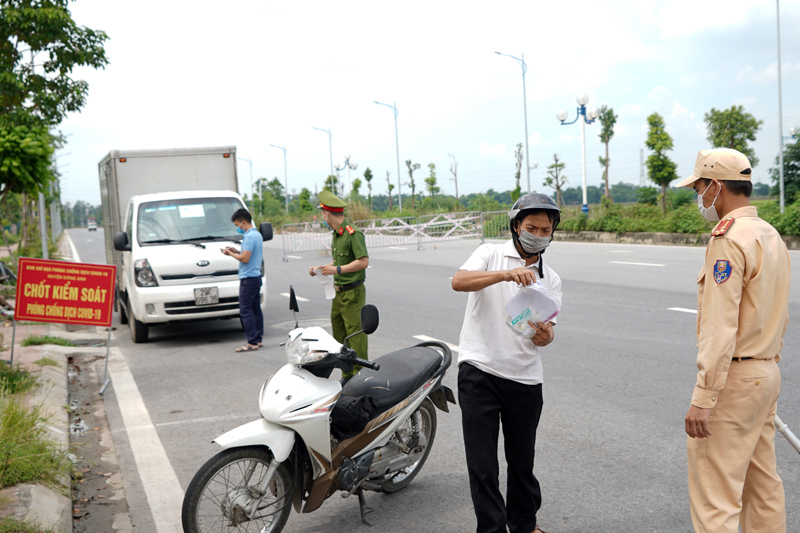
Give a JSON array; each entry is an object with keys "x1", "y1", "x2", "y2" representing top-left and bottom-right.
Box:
[{"x1": 181, "y1": 286, "x2": 456, "y2": 532}]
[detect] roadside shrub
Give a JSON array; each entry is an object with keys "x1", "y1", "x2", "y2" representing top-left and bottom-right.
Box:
[
  {"x1": 0, "y1": 397, "x2": 72, "y2": 490},
  {"x1": 773, "y1": 202, "x2": 800, "y2": 236},
  {"x1": 0, "y1": 517, "x2": 54, "y2": 533},
  {"x1": 0, "y1": 362, "x2": 35, "y2": 395},
  {"x1": 666, "y1": 205, "x2": 714, "y2": 234}
]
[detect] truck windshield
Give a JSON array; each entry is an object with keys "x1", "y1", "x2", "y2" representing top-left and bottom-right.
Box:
[{"x1": 137, "y1": 197, "x2": 245, "y2": 245}]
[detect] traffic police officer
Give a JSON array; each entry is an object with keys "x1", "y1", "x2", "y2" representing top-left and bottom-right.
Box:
[
  {"x1": 679, "y1": 148, "x2": 790, "y2": 533},
  {"x1": 309, "y1": 190, "x2": 369, "y2": 379}
]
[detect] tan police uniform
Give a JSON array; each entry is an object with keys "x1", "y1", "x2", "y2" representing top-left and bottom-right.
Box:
[{"x1": 678, "y1": 148, "x2": 791, "y2": 533}]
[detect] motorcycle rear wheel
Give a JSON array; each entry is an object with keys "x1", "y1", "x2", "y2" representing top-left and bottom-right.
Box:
[
  {"x1": 379, "y1": 398, "x2": 437, "y2": 493},
  {"x1": 182, "y1": 446, "x2": 293, "y2": 533}
]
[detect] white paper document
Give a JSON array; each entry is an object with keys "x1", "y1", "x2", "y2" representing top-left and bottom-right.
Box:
[
  {"x1": 504, "y1": 283, "x2": 561, "y2": 339},
  {"x1": 313, "y1": 268, "x2": 336, "y2": 300}
]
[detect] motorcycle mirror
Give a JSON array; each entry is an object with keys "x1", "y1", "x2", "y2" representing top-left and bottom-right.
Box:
[
  {"x1": 289, "y1": 285, "x2": 300, "y2": 328},
  {"x1": 360, "y1": 304, "x2": 379, "y2": 335}
]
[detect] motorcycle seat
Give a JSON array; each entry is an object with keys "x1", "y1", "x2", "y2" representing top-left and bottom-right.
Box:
[{"x1": 342, "y1": 346, "x2": 442, "y2": 413}]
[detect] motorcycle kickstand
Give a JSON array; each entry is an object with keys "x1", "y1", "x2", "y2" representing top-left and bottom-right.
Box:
[{"x1": 357, "y1": 489, "x2": 374, "y2": 526}]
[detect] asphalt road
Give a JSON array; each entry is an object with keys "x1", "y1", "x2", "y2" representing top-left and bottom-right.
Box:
[{"x1": 67, "y1": 228, "x2": 800, "y2": 533}]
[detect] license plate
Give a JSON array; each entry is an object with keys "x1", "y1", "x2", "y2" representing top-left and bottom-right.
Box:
[{"x1": 194, "y1": 287, "x2": 219, "y2": 306}]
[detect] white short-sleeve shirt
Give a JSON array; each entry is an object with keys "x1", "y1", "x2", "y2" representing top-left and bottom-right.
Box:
[{"x1": 457, "y1": 240, "x2": 562, "y2": 385}]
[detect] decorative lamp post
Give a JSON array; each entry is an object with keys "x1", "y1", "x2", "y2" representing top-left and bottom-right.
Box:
[
  {"x1": 335, "y1": 155, "x2": 358, "y2": 198},
  {"x1": 557, "y1": 93, "x2": 599, "y2": 214},
  {"x1": 374, "y1": 101, "x2": 403, "y2": 211},
  {"x1": 495, "y1": 51, "x2": 532, "y2": 194},
  {"x1": 270, "y1": 144, "x2": 288, "y2": 213}
]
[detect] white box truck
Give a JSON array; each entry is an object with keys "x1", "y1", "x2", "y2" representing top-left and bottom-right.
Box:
[{"x1": 98, "y1": 146, "x2": 273, "y2": 343}]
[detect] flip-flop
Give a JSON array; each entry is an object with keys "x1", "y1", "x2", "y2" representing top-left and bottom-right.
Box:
[
  {"x1": 257, "y1": 343, "x2": 263, "y2": 347},
  {"x1": 235, "y1": 344, "x2": 259, "y2": 352}
]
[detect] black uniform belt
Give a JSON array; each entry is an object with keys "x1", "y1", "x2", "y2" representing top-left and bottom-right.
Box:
[
  {"x1": 335, "y1": 279, "x2": 365, "y2": 292},
  {"x1": 733, "y1": 357, "x2": 773, "y2": 362}
]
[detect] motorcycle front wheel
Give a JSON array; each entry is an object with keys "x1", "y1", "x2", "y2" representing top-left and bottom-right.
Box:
[
  {"x1": 379, "y1": 398, "x2": 437, "y2": 493},
  {"x1": 181, "y1": 446, "x2": 294, "y2": 533}
]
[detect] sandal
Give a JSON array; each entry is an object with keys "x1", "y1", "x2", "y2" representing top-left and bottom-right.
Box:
[{"x1": 235, "y1": 344, "x2": 259, "y2": 352}]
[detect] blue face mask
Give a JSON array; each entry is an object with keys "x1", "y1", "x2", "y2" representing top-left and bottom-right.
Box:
[
  {"x1": 236, "y1": 227, "x2": 245, "y2": 235},
  {"x1": 322, "y1": 219, "x2": 331, "y2": 230}
]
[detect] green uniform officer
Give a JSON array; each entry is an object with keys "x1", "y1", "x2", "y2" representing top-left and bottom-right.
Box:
[{"x1": 308, "y1": 190, "x2": 369, "y2": 379}]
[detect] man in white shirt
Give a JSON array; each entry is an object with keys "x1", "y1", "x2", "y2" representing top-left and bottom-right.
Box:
[{"x1": 452, "y1": 193, "x2": 562, "y2": 533}]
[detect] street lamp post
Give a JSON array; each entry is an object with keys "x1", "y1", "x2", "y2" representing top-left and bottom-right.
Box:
[
  {"x1": 238, "y1": 157, "x2": 254, "y2": 213},
  {"x1": 374, "y1": 101, "x2": 403, "y2": 211},
  {"x1": 496, "y1": 51, "x2": 531, "y2": 194},
  {"x1": 313, "y1": 126, "x2": 334, "y2": 182},
  {"x1": 776, "y1": 0, "x2": 785, "y2": 213},
  {"x1": 557, "y1": 93, "x2": 599, "y2": 214},
  {"x1": 335, "y1": 155, "x2": 358, "y2": 199},
  {"x1": 270, "y1": 144, "x2": 288, "y2": 213}
]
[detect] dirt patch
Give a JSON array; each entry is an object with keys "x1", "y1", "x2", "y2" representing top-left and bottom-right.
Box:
[{"x1": 68, "y1": 353, "x2": 132, "y2": 532}]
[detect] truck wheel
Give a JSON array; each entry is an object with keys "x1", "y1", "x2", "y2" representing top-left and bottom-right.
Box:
[{"x1": 128, "y1": 297, "x2": 149, "y2": 343}]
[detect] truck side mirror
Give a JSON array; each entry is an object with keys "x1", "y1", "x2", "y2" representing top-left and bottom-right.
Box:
[
  {"x1": 113, "y1": 231, "x2": 131, "y2": 251},
  {"x1": 259, "y1": 222, "x2": 273, "y2": 242}
]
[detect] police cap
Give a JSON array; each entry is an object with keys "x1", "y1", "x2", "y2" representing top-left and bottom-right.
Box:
[{"x1": 318, "y1": 190, "x2": 347, "y2": 213}]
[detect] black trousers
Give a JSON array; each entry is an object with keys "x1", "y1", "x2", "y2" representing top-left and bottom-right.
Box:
[{"x1": 458, "y1": 362, "x2": 543, "y2": 533}]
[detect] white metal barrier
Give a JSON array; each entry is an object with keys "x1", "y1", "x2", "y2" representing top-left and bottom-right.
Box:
[{"x1": 281, "y1": 211, "x2": 504, "y2": 260}]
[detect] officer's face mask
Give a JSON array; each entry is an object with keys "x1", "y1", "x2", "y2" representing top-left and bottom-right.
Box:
[
  {"x1": 235, "y1": 226, "x2": 245, "y2": 235},
  {"x1": 518, "y1": 228, "x2": 551, "y2": 255},
  {"x1": 697, "y1": 181, "x2": 720, "y2": 222}
]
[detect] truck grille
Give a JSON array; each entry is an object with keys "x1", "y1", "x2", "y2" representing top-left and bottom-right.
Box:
[
  {"x1": 160, "y1": 270, "x2": 239, "y2": 281},
  {"x1": 164, "y1": 296, "x2": 239, "y2": 315}
]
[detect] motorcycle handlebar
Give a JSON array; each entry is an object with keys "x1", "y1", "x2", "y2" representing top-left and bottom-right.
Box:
[{"x1": 357, "y1": 358, "x2": 380, "y2": 371}]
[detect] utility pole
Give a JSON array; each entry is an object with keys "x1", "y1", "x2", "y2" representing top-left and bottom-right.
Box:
[{"x1": 449, "y1": 154, "x2": 459, "y2": 209}]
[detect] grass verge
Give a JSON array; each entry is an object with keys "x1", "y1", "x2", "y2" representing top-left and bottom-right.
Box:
[
  {"x1": 0, "y1": 517, "x2": 54, "y2": 533},
  {"x1": 20, "y1": 336, "x2": 75, "y2": 348}
]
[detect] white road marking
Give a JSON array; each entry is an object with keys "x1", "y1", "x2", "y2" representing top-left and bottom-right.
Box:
[
  {"x1": 389, "y1": 246, "x2": 407, "y2": 250},
  {"x1": 413, "y1": 335, "x2": 459, "y2": 353},
  {"x1": 65, "y1": 230, "x2": 81, "y2": 262},
  {"x1": 280, "y1": 292, "x2": 309, "y2": 302},
  {"x1": 609, "y1": 261, "x2": 666, "y2": 267},
  {"x1": 107, "y1": 347, "x2": 183, "y2": 533},
  {"x1": 286, "y1": 255, "x2": 302, "y2": 259},
  {"x1": 608, "y1": 250, "x2": 633, "y2": 253},
  {"x1": 668, "y1": 307, "x2": 698, "y2": 314}
]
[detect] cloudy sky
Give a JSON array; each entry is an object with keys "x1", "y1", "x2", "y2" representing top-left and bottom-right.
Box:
[{"x1": 57, "y1": 0, "x2": 800, "y2": 206}]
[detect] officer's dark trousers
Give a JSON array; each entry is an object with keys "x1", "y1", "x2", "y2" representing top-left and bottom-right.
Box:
[
  {"x1": 458, "y1": 362, "x2": 543, "y2": 533},
  {"x1": 238, "y1": 276, "x2": 263, "y2": 346}
]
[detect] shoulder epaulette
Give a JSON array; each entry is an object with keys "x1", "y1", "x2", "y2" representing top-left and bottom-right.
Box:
[
  {"x1": 711, "y1": 218, "x2": 735, "y2": 237},
  {"x1": 346, "y1": 225, "x2": 355, "y2": 235}
]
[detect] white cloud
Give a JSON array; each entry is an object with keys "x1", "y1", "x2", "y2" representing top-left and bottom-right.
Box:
[
  {"x1": 735, "y1": 61, "x2": 800, "y2": 84},
  {"x1": 479, "y1": 142, "x2": 508, "y2": 158},
  {"x1": 648, "y1": 85, "x2": 670, "y2": 102},
  {"x1": 559, "y1": 134, "x2": 576, "y2": 142},
  {"x1": 671, "y1": 101, "x2": 695, "y2": 119}
]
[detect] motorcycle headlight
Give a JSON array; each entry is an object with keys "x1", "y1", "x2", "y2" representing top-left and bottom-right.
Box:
[
  {"x1": 286, "y1": 334, "x2": 309, "y2": 365},
  {"x1": 285, "y1": 333, "x2": 329, "y2": 365}
]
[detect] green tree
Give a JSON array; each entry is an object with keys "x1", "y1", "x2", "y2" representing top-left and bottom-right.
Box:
[
  {"x1": 769, "y1": 139, "x2": 800, "y2": 203},
  {"x1": 543, "y1": 154, "x2": 567, "y2": 206},
  {"x1": 351, "y1": 178, "x2": 362, "y2": 200},
  {"x1": 405, "y1": 160, "x2": 421, "y2": 209},
  {"x1": 645, "y1": 113, "x2": 678, "y2": 213},
  {"x1": 424, "y1": 163, "x2": 440, "y2": 200},
  {"x1": 363, "y1": 167, "x2": 373, "y2": 210},
  {"x1": 597, "y1": 105, "x2": 618, "y2": 199},
  {"x1": 291, "y1": 188, "x2": 313, "y2": 214},
  {"x1": 704, "y1": 105, "x2": 763, "y2": 167},
  {"x1": 265, "y1": 177, "x2": 285, "y2": 205},
  {"x1": 512, "y1": 143, "x2": 523, "y2": 201},
  {"x1": 323, "y1": 175, "x2": 337, "y2": 193}
]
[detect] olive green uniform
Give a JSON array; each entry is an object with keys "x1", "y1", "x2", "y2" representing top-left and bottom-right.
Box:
[{"x1": 331, "y1": 220, "x2": 369, "y2": 378}]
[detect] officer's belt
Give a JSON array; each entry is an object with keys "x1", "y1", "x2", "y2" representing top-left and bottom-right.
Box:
[{"x1": 335, "y1": 279, "x2": 365, "y2": 292}]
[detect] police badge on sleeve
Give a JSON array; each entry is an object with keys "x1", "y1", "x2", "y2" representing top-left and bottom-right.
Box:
[{"x1": 713, "y1": 260, "x2": 732, "y2": 284}]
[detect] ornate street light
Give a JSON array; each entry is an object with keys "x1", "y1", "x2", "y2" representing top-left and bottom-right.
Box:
[
  {"x1": 335, "y1": 155, "x2": 357, "y2": 198},
  {"x1": 557, "y1": 93, "x2": 599, "y2": 214}
]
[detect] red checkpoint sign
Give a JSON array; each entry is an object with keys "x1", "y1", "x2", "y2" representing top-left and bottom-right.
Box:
[{"x1": 15, "y1": 258, "x2": 116, "y2": 327}]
